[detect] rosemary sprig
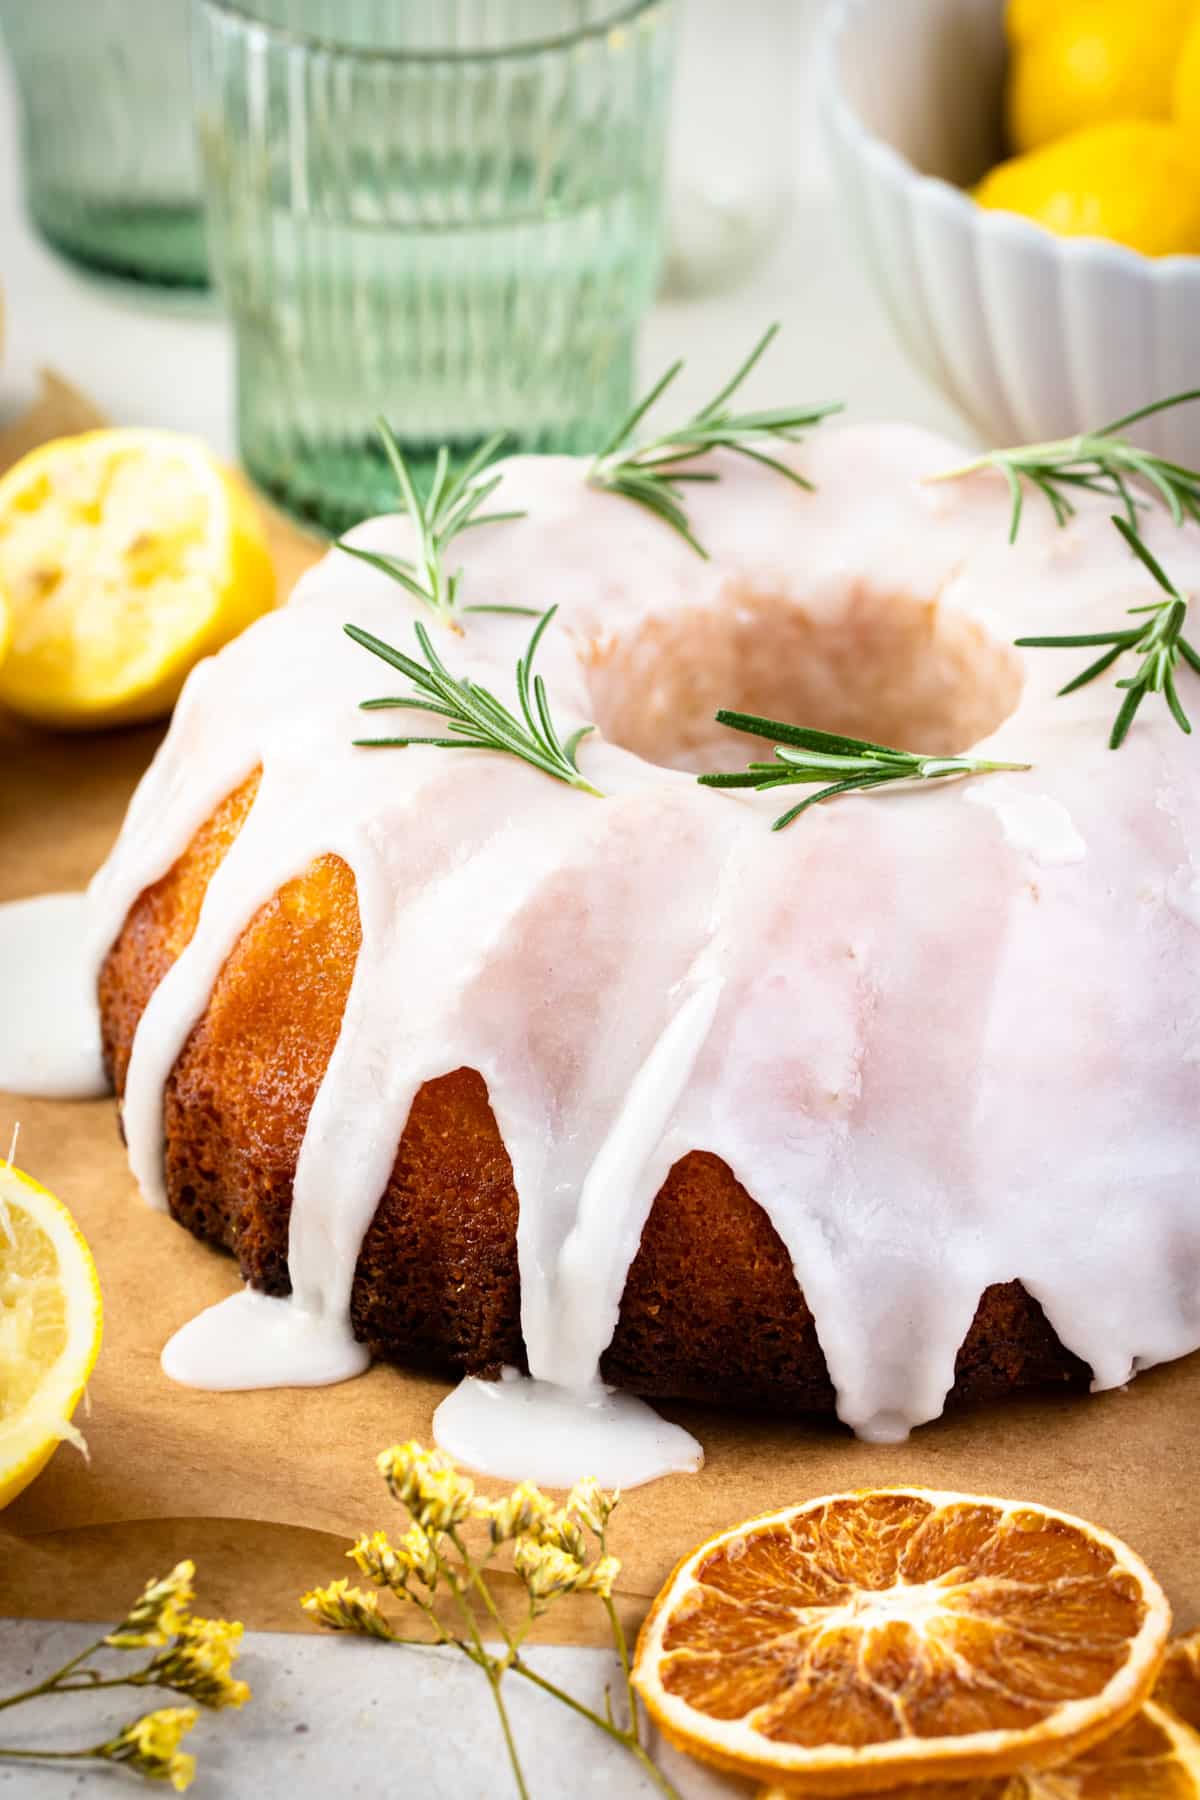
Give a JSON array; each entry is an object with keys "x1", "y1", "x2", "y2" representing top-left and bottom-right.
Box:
[
  {"x1": 699, "y1": 711, "x2": 1030, "y2": 831},
  {"x1": 336, "y1": 419, "x2": 528, "y2": 623},
  {"x1": 588, "y1": 324, "x2": 842, "y2": 557},
  {"x1": 929, "y1": 390, "x2": 1200, "y2": 543},
  {"x1": 1016, "y1": 515, "x2": 1200, "y2": 748},
  {"x1": 345, "y1": 606, "x2": 603, "y2": 796}
]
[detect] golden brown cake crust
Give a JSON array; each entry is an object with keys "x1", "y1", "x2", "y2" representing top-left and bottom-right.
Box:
[{"x1": 97, "y1": 774, "x2": 1091, "y2": 1416}]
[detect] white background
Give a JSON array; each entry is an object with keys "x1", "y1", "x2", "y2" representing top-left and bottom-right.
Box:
[{"x1": 0, "y1": 3, "x2": 967, "y2": 1794}]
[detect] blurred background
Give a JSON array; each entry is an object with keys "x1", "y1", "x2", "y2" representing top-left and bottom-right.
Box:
[
  {"x1": 6, "y1": 0, "x2": 1200, "y2": 533},
  {"x1": 2, "y1": 0, "x2": 1200, "y2": 732},
  {"x1": 0, "y1": 0, "x2": 966, "y2": 539}
]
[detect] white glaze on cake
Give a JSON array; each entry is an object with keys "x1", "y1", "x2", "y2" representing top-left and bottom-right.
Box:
[{"x1": 7, "y1": 422, "x2": 1200, "y2": 1478}]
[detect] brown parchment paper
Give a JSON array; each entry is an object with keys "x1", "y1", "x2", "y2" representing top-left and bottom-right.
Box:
[{"x1": 1, "y1": 376, "x2": 1198, "y2": 1638}]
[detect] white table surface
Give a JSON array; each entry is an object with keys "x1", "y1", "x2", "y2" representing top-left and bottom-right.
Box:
[{"x1": 0, "y1": 5, "x2": 971, "y2": 1794}]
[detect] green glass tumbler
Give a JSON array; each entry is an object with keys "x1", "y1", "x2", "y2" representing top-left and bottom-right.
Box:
[
  {"x1": 0, "y1": 0, "x2": 207, "y2": 286},
  {"x1": 192, "y1": 1, "x2": 676, "y2": 533}
]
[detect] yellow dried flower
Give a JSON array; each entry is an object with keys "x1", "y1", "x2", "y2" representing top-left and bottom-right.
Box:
[
  {"x1": 399, "y1": 1522, "x2": 441, "y2": 1587},
  {"x1": 301, "y1": 1578, "x2": 395, "y2": 1640},
  {"x1": 479, "y1": 1479, "x2": 556, "y2": 1545},
  {"x1": 348, "y1": 1525, "x2": 440, "y2": 1592},
  {"x1": 100, "y1": 1707, "x2": 197, "y2": 1791},
  {"x1": 147, "y1": 1617, "x2": 250, "y2": 1710},
  {"x1": 574, "y1": 1554, "x2": 621, "y2": 1601},
  {"x1": 513, "y1": 1538, "x2": 586, "y2": 1604},
  {"x1": 348, "y1": 1529, "x2": 408, "y2": 1592},
  {"x1": 419, "y1": 1466, "x2": 477, "y2": 1531},
  {"x1": 375, "y1": 1440, "x2": 430, "y2": 1509},
  {"x1": 376, "y1": 1441, "x2": 475, "y2": 1531},
  {"x1": 288, "y1": 1452, "x2": 655, "y2": 1797},
  {"x1": 566, "y1": 1477, "x2": 619, "y2": 1536},
  {"x1": 537, "y1": 1508, "x2": 588, "y2": 1562},
  {"x1": 105, "y1": 1563, "x2": 197, "y2": 1651}
]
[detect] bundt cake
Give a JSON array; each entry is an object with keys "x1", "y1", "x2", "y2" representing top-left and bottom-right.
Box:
[{"x1": 83, "y1": 423, "x2": 1200, "y2": 1449}]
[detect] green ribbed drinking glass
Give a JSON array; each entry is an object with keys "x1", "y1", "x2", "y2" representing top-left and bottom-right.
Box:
[
  {"x1": 0, "y1": 0, "x2": 207, "y2": 285},
  {"x1": 193, "y1": 1, "x2": 676, "y2": 533}
]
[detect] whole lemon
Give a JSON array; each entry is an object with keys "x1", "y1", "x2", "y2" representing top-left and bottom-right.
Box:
[
  {"x1": 1005, "y1": 0, "x2": 1051, "y2": 47},
  {"x1": 1174, "y1": 10, "x2": 1200, "y2": 144},
  {"x1": 1006, "y1": 0, "x2": 1197, "y2": 153},
  {"x1": 975, "y1": 120, "x2": 1200, "y2": 256}
]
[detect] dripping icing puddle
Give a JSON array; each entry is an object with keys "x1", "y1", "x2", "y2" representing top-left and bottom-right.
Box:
[
  {"x1": 163, "y1": 1295, "x2": 704, "y2": 1489},
  {"x1": 434, "y1": 1367, "x2": 704, "y2": 1489},
  {"x1": 0, "y1": 893, "x2": 107, "y2": 1098},
  {"x1": 162, "y1": 1288, "x2": 370, "y2": 1390}
]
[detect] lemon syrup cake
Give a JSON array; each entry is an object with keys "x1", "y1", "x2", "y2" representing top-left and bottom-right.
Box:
[{"x1": 5, "y1": 373, "x2": 1200, "y2": 1485}]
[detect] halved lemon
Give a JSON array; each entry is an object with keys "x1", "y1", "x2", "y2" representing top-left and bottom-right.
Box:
[
  {"x1": 0, "y1": 428, "x2": 276, "y2": 729},
  {"x1": 759, "y1": 1631, "x2": 1200, "y2": 1798},
  {"x1": 0, "y1": 1161, "x2": 103, "y2": 1508},
  {"x1": 0, "y1": 582, "x2": 10, "y2": 669},
  {"x1": 633, "y1": 1487, "x2": 1170, "y2": 1795}
]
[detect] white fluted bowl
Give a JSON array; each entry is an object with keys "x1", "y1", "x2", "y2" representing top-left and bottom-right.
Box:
[{"x1": 818, "y1": 0, "x2": 1200, "y2": 458}]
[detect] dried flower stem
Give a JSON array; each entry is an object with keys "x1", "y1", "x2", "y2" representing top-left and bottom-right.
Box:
[
  {"x1": 303, "y1": 1445, "x2": 681, "y2": 1800},
  {"x1": 0, "y1": 1564, "x2": 246, "y2": 1790},
  {"x1": 0, "y1": 1643, "x2": 100, "y2": 1713},
  {"x1": 442, "y1": 1547, "x2": 531, "y2": 1800},
  {"x1": 459, "y1": 1520, "x2": 675, "y2": 1800},
  {"x1": 0, "y1": 1745, "x2": 119, "y2": 1766}
]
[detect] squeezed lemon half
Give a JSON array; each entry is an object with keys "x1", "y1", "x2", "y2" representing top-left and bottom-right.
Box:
[{"x1": 0, "y1": 428, "x2": 276, "y2": 729}]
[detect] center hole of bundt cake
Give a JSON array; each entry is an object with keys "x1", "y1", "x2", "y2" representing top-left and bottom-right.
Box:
[{"x1": 586, "y1": 578, "x2": 1024, "y2": 772}]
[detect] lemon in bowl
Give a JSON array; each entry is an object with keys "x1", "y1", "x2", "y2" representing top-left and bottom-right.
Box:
[
  {"x1": 1174, "y1": 9, "x2": 1200, "y2": 147},
  {"x1": 1006, "y1": 0, "x2": 1198, "y2": 152},
  {"x1": 819, "y1": 0, "x2": 1200, "y2": 461},
  {"x1": 0, "y1": 429, "x2": 276, "y2": 731},
  {"x1": 975, "y1": 119, "x2": 1200, "y2": 257}
]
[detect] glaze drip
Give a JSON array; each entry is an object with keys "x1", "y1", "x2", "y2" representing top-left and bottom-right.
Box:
[
  {"x1": 13, "y1": 424, "x2": 1200, "y2": 1470},
  {"x1": 0, "y1": 894, "x2": 106, "y2": 1099},
  {"x1": 432, "y1": 1368, "x2": 703, "y2": 1489}
]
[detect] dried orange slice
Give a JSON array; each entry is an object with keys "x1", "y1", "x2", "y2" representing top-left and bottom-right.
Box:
[
  {"x1": 1158, "y1": 1634, "x2": 1200, "y2": 1734},
  {"x1": 632, "y1": 1487, "x2": 1170, "y2": 1795},
  {"x1": 759, "y1": 1632, "x2": 1200, "y2": 1798}
]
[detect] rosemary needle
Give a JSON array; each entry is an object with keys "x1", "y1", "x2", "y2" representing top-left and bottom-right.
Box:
[
  {"x1": 589, "y1": 325, "x2": 843, "y2": 557},
  {"x1": 698, "y1": 712, "x2": 1030, "y2": 831},
  {"x1": 345, "y1": 606, "x2": 603, "y2": 797},
  {"x1": 335, "y1": 419, "x2": 526, "y2": 624},
  {"x1": 1016, "y1": 515, "x2": 1200, "y2": 748},
  {"x1": 929, "y1": 390, "x2": 1200, "y2": 544}
]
